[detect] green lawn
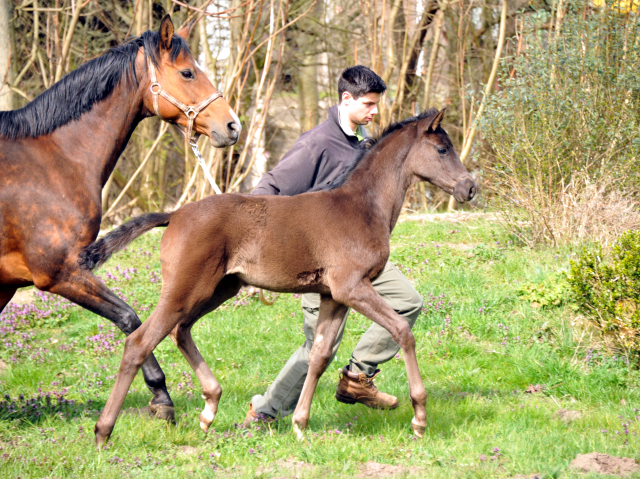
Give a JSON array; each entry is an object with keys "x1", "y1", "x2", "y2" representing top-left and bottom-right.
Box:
[{"x1": 1, "y1": 216, "x2": 639, "y2": 478}]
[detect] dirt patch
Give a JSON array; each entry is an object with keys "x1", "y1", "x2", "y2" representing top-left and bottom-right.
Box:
[
  {"x1": 11, "y1": 289, "x2": 36, "y2": 304},
  {"x1": 0, "y1": 359, "x2": 7, "y2": 373},
  {"x1": 513, "y1": 475, "x2": 542, "y2": 479},
  {"x1": 570, "y1": 452, "x2": 638, "y2": 476},
  {"x1": 555, "y1": 409, "x2": 583, "y2": 422},
  {"x1": 524, "y1": 384, "x2": 545, "y2": 394},
  {"x1": 399, "y1": 212, "x2": 500, "y2": 223},
  {"x1": 356, "y1": 462, "x2": 423, "y2": 478}
]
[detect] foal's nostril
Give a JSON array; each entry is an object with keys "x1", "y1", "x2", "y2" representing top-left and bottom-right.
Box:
[{"x1": 469, "y1": 185, "x2": 476, "y2": 200}]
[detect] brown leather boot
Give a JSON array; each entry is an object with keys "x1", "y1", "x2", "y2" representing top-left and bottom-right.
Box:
[
  {"x1": 242, "y1": 402, "x2": 277, "y2": 428},
  {"x1": 335, "y1": 366, "x2": 399, "y2": 409}
]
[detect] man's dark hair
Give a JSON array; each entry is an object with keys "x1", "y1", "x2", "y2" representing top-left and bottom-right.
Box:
[{"x1": 338, "y1": 66, "x2": 386, "y2": 102}]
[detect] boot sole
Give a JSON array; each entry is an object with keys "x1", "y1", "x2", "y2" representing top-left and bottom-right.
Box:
[
  {"x1": 335, "y1": 392, "x2": 357, "y2": 405},
  {"x1": 335, "y1": 393, "x2": 399, "y2": 409}
]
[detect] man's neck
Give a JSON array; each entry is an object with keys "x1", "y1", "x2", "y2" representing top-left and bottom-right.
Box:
[{"x1": 338, "y1": 104, "x2": 358, "y2": 133}]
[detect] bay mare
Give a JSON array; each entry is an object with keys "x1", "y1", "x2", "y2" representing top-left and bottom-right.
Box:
[
  {"x1": 0, "y1": 15, "x2": 240, "y2": 420},
  {"x1": 81, "y1": 108, "x2": 477, "y2": 446}
]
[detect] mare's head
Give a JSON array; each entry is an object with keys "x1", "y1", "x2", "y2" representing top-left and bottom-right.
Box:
[
  {"x1": 142, "y1": 16, "x2": 240, "y2": 147},
  {"x1": 403, "y1": 109, "x2": 476, "y2": 203}
]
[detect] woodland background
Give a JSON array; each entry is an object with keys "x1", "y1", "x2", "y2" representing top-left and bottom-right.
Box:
[{"x1": 0, "y1": 0, "x2": 639, "y2": 246}]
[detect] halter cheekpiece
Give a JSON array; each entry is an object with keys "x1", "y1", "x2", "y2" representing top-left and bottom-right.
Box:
[{"x1": 147, "y1": 57, "x2": 223, "y2": 144}]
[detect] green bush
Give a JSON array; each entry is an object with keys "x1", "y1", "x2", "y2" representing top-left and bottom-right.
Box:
[
  {"x1": 480, "y1": 3, "x2": 640, "y2": 246},
  {"x1": 567, "y1": 230, "x2": 640, "y2": 360}
]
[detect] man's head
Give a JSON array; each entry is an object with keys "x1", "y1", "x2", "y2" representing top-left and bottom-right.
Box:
[{"x1": 338, "y1": 66, "x2": 386, "y2": 128}]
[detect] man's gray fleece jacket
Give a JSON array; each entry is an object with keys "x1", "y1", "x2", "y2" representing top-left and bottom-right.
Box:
[{"x1": 252, "y1": 105, "x2": 365, "y2": 196}]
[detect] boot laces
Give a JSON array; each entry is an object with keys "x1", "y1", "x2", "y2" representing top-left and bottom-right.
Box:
[{"x1": 359, "y1": 373, "x2": 379, "y2": 393}]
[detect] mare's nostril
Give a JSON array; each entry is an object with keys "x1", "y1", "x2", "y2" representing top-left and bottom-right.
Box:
[{"x1": 227, "y1": 121, "x2": 240, "y2": 139}]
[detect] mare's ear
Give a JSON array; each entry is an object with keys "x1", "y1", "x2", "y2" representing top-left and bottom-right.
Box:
[
  {"x1": 176, "y1": 19, "x2": 196, "y2": 40},
  {"x1": 424, "y1": 108, "x2": 447, "y2": 132},
  {"x1": 159, "y1": 15, "x2": 175, "y2": 51}
]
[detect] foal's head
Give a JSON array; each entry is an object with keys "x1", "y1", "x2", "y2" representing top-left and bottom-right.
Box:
[
  {"x1": 142, "y1": 16, "x2": 241, "y2": 147},
  {"x1": 405, "y1": 109, "x2": 476, "y2": 203}
]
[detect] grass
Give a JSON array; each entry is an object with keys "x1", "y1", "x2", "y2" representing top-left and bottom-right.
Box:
[{"x1": 1, "y1": 216, "x2": 640, "y2": 478}]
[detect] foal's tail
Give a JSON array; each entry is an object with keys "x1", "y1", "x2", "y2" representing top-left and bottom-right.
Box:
[{"x1": 78, "y1": 212, "x2": 172, "y2": 271}]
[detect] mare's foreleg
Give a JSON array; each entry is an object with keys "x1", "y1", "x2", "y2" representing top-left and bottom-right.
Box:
[
  {"x1": 0, "y1": 287, "x2": 17, "y2": 313},
  {"x1": 291, "y1": 295, "x2": 349, "y2": 440},
  {"x1": 334, "y1": 279, "x2": 427, "y2": 437},
  {"x1": 169, "y1": 275, "x2": 243, "y2": 433},
  {"x1": 45, "y1": 269, "x2": 174, "y2": 419}
]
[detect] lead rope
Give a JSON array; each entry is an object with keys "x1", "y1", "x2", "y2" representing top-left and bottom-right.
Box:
[{"x1": 147, "y1": 58, "x2": 223, "y2": 194}]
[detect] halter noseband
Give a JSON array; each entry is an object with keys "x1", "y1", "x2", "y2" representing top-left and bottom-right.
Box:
[{"x1": 147, "y1": 57, "x2": 223, "y2": 144}]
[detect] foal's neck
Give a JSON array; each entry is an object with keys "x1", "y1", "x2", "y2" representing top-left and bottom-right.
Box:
[{"x1": 341, "y1": 130, "x2": 415, "y2": 234}]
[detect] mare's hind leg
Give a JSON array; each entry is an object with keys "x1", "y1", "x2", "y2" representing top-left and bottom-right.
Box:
[
  {"x1": 291, "y1": 295, "x2": 349, "y2": 440},
  {"x1": 45, "y1": 269, "x2": 174, "y2": 420},
  {"x1": 0, "y1": 287, "x2": 17, "y2": 313},
  {"x1": 169, "y1": 275, "x2": 243, "y2": 433}
]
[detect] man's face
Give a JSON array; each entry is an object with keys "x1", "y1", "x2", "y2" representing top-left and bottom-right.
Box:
[{"x1": 341, "y1": 91, "x2": 381, "y2": 125}]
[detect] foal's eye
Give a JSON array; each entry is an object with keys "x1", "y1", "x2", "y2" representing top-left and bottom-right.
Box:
[
  {"x1": 437, "y1": 147, "x2": 448, "y2": 155},
  {"x1": 180, "y1": 70, "x2": 195, "y2": 80}
]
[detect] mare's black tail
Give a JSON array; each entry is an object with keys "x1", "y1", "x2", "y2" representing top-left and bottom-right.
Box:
[{"x1": 78, "y1": 212, "x2": 172, "y2": 271}]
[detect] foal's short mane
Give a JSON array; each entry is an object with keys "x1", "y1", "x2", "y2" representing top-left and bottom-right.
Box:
[
  {"x1": 0, "y1": 31, "x2": 190, "y2": 140},
  {"x1": 310, "y1": 108, "x2": 439, "y2": 192}
]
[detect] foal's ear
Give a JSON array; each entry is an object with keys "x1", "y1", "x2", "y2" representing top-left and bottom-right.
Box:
[
  {"x1": 159, "y1": 15, "x2": 175, "y2": 51},
  {"x1": 176, "y1": 19, "x2": 196, "y2": 40},
  {"x1": 424, "y1": 108, "x2": 447, "y2": 132}
]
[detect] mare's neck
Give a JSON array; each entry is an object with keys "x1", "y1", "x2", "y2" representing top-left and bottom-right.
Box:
[
  {"x1": 342, "y1": 130, "x2": 416, "y2": 234},
  {"x1": 50, "y1": 66, "x2": 147, "y2": 188}
]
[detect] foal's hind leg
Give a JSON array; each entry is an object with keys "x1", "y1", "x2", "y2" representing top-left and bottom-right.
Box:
[
  {"x1": 45, "y1": 269, "x2": 174, "y2": 420},
  {"x1": 334, "y1": 280, "x2": 428, "y2": 437},
  {"x1": 291, "y1": 295, "x2": 349, "y2": 440},
  {"x1": 169, "y1": 275, "x2": 243, "y2": 433}
]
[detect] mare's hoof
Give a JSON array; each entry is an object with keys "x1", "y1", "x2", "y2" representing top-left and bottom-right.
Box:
[
  {"x1": 149, "y1": 403, "x2": 176, "y2": 423},
  {"x1": 411, "y1": 417, "x2": 426, "y2": 438}
]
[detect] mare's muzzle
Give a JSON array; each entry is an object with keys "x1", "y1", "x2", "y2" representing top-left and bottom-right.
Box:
[{"x1": 453, "y1": 178, "x2": 476, "y2": 203}]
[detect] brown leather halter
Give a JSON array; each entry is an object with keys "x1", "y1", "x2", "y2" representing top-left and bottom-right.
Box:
[{"x1": 147, "y1": 57, "x2": 223, "y2": 143}]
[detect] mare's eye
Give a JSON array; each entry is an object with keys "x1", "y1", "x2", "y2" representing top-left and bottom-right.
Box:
[
  {"x1": 437, "y1": 147, "x2": 448, "y2": 155},
  {"x1": 180, "y1": 70, "x2": 195, "y2": 80}
]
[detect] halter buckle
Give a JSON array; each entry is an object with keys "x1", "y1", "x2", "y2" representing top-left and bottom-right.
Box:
[
  {"x1": 185, "y1": 107, "x2": 197, "y2": 119},
  {"x1": 150, "y1": 83, "x2": 161, "y2": 94}
]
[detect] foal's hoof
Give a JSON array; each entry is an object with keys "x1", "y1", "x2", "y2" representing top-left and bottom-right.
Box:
[
  {"x1": 411, "y1": 417, "x2": 426, "y2": 438},
  {"x1": 94, "y1": 425, "x2": 111, "y2": 450},
  {"x1": 148, "y1": 403, "x2": 176, "y2": 423},
  {"x1": 199, "y1": 412, "x2": 212, "y2": 433}
]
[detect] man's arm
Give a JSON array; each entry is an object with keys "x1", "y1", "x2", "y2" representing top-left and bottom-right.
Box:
[{"x1": 252, "y1": 136, "x2": 322, "y2": 196}]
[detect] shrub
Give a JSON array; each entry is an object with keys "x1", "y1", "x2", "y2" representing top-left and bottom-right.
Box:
[
  {"x1": 567, "y1": 230, "x2": 640, "y2": 361},
  {"x1": 480, "y1": 3, "x2": 640, "y2": 246}
]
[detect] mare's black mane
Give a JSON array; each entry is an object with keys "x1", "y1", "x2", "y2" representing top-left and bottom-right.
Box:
[
  {"x1": 309, "y1": 108, "x2": 439, "y2": 192},
  {"x1": 0, "y1": 31, "x2": 190, "y2": 140}
]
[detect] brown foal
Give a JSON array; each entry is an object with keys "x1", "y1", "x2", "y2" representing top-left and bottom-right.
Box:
[{"x1": 81, "y1": 108, "x2": 476, "y2": 446}]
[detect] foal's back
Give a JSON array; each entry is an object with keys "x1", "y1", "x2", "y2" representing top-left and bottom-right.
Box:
[{"x1": 161, "y1": 189, "x2": 389, "y2": 294}]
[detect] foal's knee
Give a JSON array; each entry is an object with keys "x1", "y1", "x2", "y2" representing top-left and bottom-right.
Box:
[
  {"x1": 395, "y1": 322, "x2": 415, "y2": 350},
  {"x1": 123, "y1": 335, "x2": 149, "y2": 370}
]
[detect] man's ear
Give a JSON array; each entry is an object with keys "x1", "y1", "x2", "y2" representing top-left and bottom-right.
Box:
[
  {"x1": 341, "y1": 91, "x2": 353, "y2": 105},
  {"x1": 159, "y1": 15, "x2": 174, "y2": 51}
]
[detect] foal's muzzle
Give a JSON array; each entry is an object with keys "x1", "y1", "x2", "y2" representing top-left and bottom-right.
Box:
[{"x1": 453, "y1": 178, "x2": 476, "y2": 203}]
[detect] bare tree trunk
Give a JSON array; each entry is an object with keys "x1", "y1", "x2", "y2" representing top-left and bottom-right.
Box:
[
  {"x1": 298, "y1": 0, "x2": 321, "y2": 132},
  {"x1": 0, "y1": 0, "x2": 14, "y2": 110}
]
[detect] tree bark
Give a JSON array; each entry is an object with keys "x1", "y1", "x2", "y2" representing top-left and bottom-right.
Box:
[{"x1": 0, "y1": 0, "x2": 15, "y2": 110}]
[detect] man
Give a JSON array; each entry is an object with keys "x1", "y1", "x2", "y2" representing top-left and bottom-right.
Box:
[{"x1": 245, "y1": 66, "x2": 423, "y2": 424}]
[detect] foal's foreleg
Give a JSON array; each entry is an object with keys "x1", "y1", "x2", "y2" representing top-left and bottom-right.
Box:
[
  {"x1": 169, "y1": 275, "x2": 243, "y2": 433},
  {"x1": 46, "y1": 270, "x2": 174, "y2": 419},
  {"x1": 95, "y1": 305, "x2": 183, "y2": 447},
  {"x1": 335, "y1": 280, "x2": 428, "y2": 437},
  {"x1": 291, "y1": 295, "x2": 349, "y2": 440}
]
